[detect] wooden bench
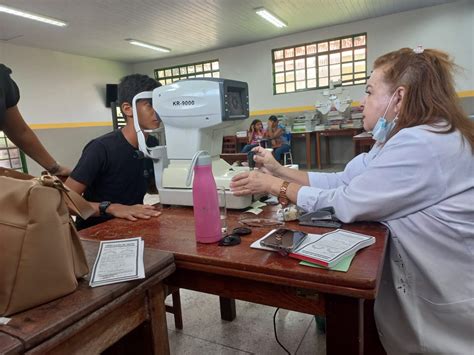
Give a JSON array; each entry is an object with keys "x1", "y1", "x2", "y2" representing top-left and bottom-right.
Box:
[{"x1": 0, "y1": 240, "x2": 175, "y2": 355}]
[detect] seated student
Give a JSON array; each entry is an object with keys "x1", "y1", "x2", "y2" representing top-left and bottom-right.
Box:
[
  {"x1": 265, "y1": 115, "x2": 290, "y2": 161},
  {"x1": 66, "y1": 74, "x2": 162, "y2": 230},
  {"x1": 230, "y1": 48, "x2": 474, "y2": 354},
  {"x1": 0, "y1": 63, "x2": 70, "y2": 175},
  {"x1": 241, "y1": 119, "x2": 265, "y2": 153}
]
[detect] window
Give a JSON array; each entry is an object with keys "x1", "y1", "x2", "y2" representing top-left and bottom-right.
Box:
[
  {"x1": 272, "y1": 33, "x2": 367, "y2": 95},
  {"x1": 0, "y1": 131, "x2": 27, "y2": 172},
  {"x1": 154, "y1": 60, "x2": 220, "y2": 85}
]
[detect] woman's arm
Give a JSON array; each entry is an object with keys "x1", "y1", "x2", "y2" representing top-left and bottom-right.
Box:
[
  {"x1": 2, "y1": 105, "x2": 70, "y2": 175},
  {"x1": 247, "y1": 129, "x2": 253, "y2": 144}
]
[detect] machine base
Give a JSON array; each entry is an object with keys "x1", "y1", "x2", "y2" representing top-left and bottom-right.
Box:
[{"x1": 158, "y1": 187, "x2": 253, "y2": 210}]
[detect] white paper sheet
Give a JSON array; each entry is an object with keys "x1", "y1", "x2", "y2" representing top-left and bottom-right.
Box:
[{"x1": 89, "y1": 237, "x2": 145, "y2": 288}]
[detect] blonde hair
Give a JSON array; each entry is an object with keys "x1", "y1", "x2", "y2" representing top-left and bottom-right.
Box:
[{"x1": 374, "y1": 48, "x2": 474, "y2": 151}]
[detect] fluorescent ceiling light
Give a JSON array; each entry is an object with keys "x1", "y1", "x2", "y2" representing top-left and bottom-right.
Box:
[
  {"x1": 126, "y1": 39, "x2": 171, "y2": 53},
  {"x1": 0, "y1": 5, "x2": 67, "y2": 27},
  {"x1": 255, "y1": 8, "x2": 287, "y2": 28}
]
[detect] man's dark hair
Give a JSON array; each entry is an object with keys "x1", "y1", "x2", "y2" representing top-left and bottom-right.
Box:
[
  {"x1": 117, "y1": 74, "x2": 161, "y2": 106},
  {"x1": 268, "y1": 115, "x2": 278, "y2": 122}
]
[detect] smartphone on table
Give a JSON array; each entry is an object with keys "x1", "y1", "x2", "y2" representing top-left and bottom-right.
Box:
[{"x1": 260, "y1": 228, "x2": 307, "y2": 253}]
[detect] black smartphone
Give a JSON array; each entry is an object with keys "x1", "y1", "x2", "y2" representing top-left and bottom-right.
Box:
[{"x1": 260, "y1": 228, "x2": 307, "y2": 253}]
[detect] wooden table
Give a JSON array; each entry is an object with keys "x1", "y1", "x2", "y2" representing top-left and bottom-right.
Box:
[
  {"x1": 315, "y1": 128, "x2": 363, "y2": 169},
  {"x1": 0, "y1": 240, "x2": 175, "y2": 355},
  {"x1": 353, "y1": 132, "x2": 375, "y2": 155},
  {"x1": 80, "y1": 206, "x2": 388, "y2": 355},
  {"x1": 220, "y1": 153, "x2": 248, "y2": 165}
]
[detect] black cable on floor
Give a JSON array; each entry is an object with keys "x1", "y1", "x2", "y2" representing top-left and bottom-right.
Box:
[{"x1": 273, "y1": 307, "x2": 291, "y2": 355}]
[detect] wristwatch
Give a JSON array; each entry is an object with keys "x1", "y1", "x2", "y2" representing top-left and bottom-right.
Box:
[
  {"x1": 99, "y1": 201, "x2": 112, "y2": 216},
  {"x1": 47, "y1": 162, "x2": 61, "y2": 175},
  {"x1": 278, "y1": 181, "x2": 290, "y2": 207}
]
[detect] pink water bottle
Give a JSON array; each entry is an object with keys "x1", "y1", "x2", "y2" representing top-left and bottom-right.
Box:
[{"x1": 186, "y1": 151, "x2": 222, "y2": 243}]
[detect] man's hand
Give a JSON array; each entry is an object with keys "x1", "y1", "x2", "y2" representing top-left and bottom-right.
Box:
[{"x1": 107, "y1": 204, "x2": 161, "y2": 221}]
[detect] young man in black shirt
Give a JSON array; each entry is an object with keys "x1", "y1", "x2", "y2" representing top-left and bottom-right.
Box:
[
  {"x1": 66, "y1": 74, "x2": 162, "y2": 229},
  {"x1": 0, "y1": 63, "x2": 69, "y2": 175}
]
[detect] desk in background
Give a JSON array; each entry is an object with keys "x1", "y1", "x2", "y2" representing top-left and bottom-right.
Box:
[
  {"x1": 290, "y1": 131, "x2": 313, "y2": 169},
  {"x1": 220, "y1": 153, "x2": 248, "y2": 164},
  {"x1": 80, "y1": 205, "x2": 388, "y2": 354},
  {"x1": 0, "y1": 240, "x2": 175, "y2": 355},
  {"x1": 353, "y1": 132, "x2": 375, "y2": 155},
  {"x1": 315, "y1": 128, "x2": 363, "y2": 169},
  {"x1": 291, "y1": 128, "x2": 363, "y2": 170},
  {"x1": 223, "y1": 135, "x2": 248, "y2": 153}
]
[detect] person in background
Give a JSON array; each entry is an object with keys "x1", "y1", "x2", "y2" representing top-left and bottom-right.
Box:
[
  {"x1": 265, "y1": 115, "x2": 290, "y2": 162},
  {"x1": 241, "y1": 119, "x2": 265, "y2": 153},
  {"x1": 66, "y1": 74, "x2": 162, "y2": 230},
  {"x1": 0, "y1": 64, "x2": 70, "y2": 175},
  {"x1": 230, "y1": 48, "x2": 474, "y2": 354}
]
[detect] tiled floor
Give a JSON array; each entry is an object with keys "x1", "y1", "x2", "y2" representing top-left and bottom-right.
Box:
[{"x1": 165, "y1": 290, "x2": 326, "y2": 355}]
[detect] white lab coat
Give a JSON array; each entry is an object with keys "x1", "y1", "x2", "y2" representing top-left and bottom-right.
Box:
[{"x1": 297, "y1": 125, "x2": 474, "y2": 354}]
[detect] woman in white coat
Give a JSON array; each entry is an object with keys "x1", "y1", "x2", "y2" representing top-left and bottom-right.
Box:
[{"x1": 230, "y1": 47, "x2": 474, "y2": 354}]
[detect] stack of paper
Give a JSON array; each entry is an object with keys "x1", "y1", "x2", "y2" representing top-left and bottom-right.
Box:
[{"x1": 89, "y1": 237, "x2": 145, "y2": 288}]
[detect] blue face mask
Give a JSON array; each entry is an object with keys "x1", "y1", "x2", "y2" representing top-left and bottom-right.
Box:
[{"x1": 372, "y1": 92, "x2": 398, "y2": 143}]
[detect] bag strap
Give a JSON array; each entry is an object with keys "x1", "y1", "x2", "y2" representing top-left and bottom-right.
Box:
[
  {"x1": 0, "y1": 167, "x2": 34, "y2": 180},
  {"x1": 38, "y1": 174, "x2": 95, "y2": 220},
  {"x1": 0, "y1": 167, "x2": 95, "y2": 219}
]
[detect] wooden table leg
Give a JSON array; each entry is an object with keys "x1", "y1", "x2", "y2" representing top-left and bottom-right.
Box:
[
  {"x1": 363, "y1": 300, "x2": 386, "y2": 355},
  {"x1": 316, "y1": 132, "x2": 321, "y2": 170},
  {"x1": 171, "y1": 289, "x2": 183, "y2": 330},
  {"x1": 325, "y1": 136, "x2": 330, "y2": 166},
  {"x1": 148, "y1": 283, "x2": 170, "y2": 355},
  {"x1": 305, "y1": 132, "x2": 311, "y2": 169},
  {"x1": 354, "y1": 140, "x2": 359, "y2": 156},
  {"x1": 326, "y1": 294, "x2": 363, "y2": 355},
  {"x1": 219, "y1": 297, "x2": 236, "y2": 321},
  {"x1": 326, "y1": 295, "x2": 385, "y2": 355}
]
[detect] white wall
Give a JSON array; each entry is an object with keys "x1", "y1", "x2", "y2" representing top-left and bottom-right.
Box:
[
  {"x1": 0, "y1": 42, "x2": 131, "y2": 174},
  {"x1": 0, "y1": 42, "x2": 131, "y2": 124},
  {"x1": 133, "y1": 1, "x2": 473, "y2": 112}
]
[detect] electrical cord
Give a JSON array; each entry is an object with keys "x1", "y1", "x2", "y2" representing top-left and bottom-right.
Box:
[{"x1": 273, "y1": 308, "x2": 291, "y2": 355}]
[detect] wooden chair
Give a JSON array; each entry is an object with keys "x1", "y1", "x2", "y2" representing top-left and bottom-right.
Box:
[
  {"x1": 165, "y1": 287, "x2": 183, "y2": 329},
  {"x1": 222, "y1": 136, "x2": 237, "y2": 153}
]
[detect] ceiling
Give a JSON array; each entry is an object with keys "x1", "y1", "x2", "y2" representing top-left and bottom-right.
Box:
[{"x1": 0, "y1": 0, "x2": 457, "y2": 64}]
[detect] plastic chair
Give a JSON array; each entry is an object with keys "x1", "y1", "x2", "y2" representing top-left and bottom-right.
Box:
[{"x1": 282, "y1": 132, "x2": 293, "y2": 165}]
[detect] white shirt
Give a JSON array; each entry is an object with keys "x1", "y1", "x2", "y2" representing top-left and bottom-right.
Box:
[{"x1": 298, "y1": 125, "x2": 474, "y2": 354}]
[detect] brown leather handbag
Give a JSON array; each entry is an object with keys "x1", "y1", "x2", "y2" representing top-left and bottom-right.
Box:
[{"x1": 0, "y1": 168, "x2": 94, "y2": 316}]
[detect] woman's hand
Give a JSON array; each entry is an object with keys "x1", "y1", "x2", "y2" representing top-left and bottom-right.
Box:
[
  {"x1": 251, "y1": 146, "x2": 282, "y2": 175},
  {"x1": 107, "y1": 204, "x2": 161, "y2": 221},
  {"x1": 230, "y1": 170, "x2": 281, "y2": 196}
]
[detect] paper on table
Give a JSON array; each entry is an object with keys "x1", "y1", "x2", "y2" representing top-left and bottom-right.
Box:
[
  {"x1": 251, "y1": 231, "x2": 354, "y2": 272},
  {"x1": 89, "y1": 237, "x2": 145, "y2": 288},
  {"x1": 250, "y1": 200, "x2": 267, "y2": 209},
  {"x1": 245, "y1": 207, "x2": 263, "y2": 215},
  {"x1": 299, "y1": 254, "x2": 355, "y2": 272},
  {"x1": 143, "y1": 193, "x2": 160, "y2": 205}
]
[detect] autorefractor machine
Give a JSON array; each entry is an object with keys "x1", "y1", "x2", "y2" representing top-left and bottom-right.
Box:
[{"x1": 131, "y1": 78, "x2": 252, "y2": 209}]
